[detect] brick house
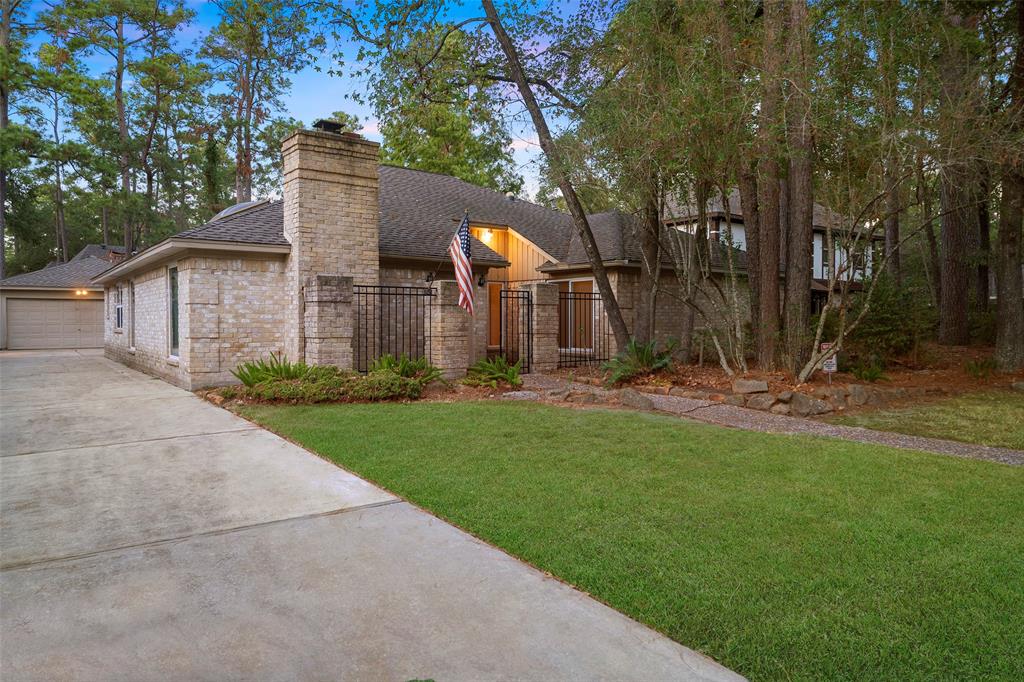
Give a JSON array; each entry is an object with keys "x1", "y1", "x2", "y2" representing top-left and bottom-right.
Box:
[
  {"x1": 94, "y1": 122, "x2": 687, "y2": 388},
  {"x1": 94, "y1": 121, "x2": 883, "y2": 389}
]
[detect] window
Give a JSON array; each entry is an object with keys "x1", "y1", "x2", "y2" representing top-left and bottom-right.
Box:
[
  {"x1": 168, "y1": 267, "x2": 179, "y2": 357},
  {"x1": 128, "y1": 282, "x2": 136, "y2": 349},
  {"x1": 114, "y1": 286, "x2": 124, "y2": 330}
]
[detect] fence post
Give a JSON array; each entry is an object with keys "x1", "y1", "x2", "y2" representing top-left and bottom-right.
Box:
[
  {"x1": 429, "y1": 280, "x2": 473, "y2": 378},
  {"x1": 518, "y1": 282, "x2": 558, "y2": 373},
  {"x1": 303, "y1": 274, "x2": 355, "y2": 369}
]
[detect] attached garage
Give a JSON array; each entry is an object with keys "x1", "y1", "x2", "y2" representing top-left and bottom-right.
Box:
[
  {"x1": 5, "y1": 298, "x2": 104, "y2": 349},
  {"x1": 0, "y1": 245, "x2": 124, "y2": 350}
]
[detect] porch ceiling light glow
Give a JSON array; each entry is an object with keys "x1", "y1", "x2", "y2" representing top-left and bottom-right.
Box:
[{"x1": 481, "y1": 228, "x2": 494, "y2": 243}]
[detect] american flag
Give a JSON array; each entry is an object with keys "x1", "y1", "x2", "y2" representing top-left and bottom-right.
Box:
[{"x1": 448, "y1": 212, "x2": 474, "y2": 315}]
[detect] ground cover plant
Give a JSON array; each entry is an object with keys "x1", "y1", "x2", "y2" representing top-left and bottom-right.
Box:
[
  {"x1": 232, "y1": 354, "x2": 442, "y2": 403},
  {"x1": 601, "y1": 338, "x2": 675, "y2": 385},
  {"x1": 240, "y1": 401, "x2": 1024, "y2": 681},
  {"x1": 829, "y1": 390, "x2": 1024, "y2": 450},
  {"x1": 462, "y1": 356, "x2": 522, "y2": 388}
]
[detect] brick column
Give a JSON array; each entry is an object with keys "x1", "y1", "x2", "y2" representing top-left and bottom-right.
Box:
[
  {"x1": 304, "y1": 274, "x2": 355, "y2": 369},
  {"x1": 518, "y1": 282, "x2": 559, "y2": 373},
  {"x1": 429, "y1": 280, "x2": 473, "y2": 378}
]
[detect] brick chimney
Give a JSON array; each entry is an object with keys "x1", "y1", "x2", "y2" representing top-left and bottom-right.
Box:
[
  {"x1": 282, "y1": 123, "x2": 381, "y2": 363},
  {"x1": 282, "y1": 122, "x2": 380, "y2": 284}
]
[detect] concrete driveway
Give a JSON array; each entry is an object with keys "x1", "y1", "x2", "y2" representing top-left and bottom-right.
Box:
[{"x1": 0, "y1": 350, "x2": 741, "y2": 682}]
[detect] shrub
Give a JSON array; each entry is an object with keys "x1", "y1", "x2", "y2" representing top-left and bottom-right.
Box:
[
  {"x1": 219, "y1": 386, "x2": 238, "y2": 401},
  {"x1": 370, "y1": 353, "x2": 442, "y2": 385},
  {"x1": 850, "y1": 357, "x2": 887, "y2": 383},
  {"x1": 463, "y1": 356, "x2": 522, "y2": 388},
  {"x1": 242, "y1": 366, "x2": 425, "y2": 404},
  {"x1": 602, "y1": 338, "x2": 675, "y2": 385},
  {"x1": 232, "y1": 352, "x2": 311, "y2": 387},
  {"x1": 964, "y1": 357, "x2": 997, "y2": 379},
  {"x1": 816, "y1": 277, "x2": 934, "y2": 368}
]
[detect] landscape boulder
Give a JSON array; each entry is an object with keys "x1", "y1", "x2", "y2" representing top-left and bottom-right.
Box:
[
  {"x1": 777, "y1": 390, "x2": 794, "y2": 403},
  {"x1": 790, "y1": 392, "x2": 833, "y2": 417},
  {"x1": 670, "y1": 387, "x2": 712, "y2": 400},
  {"x1": 847, "y1": 384, "x2": 870, "y2": 406},
  {"x1": 746, "y1": 393, "x2": 777, "y2": 411},
  {"x1": 619, "y1": 388, "x2": 655, "y2": 410},
  {"x1": 502, "y1": 390, "x2": 541, "y2": 401},
  {"x1": 724, "y1": 394, "x2": 746, "y2": 406},
  {"x1": 732, "y1": 378, "x2": 770, "y2": 394},
  {"x1": 770, "y1": 402, "x2": 791, "y2": 415}
]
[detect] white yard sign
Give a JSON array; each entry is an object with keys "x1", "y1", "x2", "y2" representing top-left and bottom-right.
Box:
[{"x1": 821, "y1": 343, "x2": 837, "y2": 373}]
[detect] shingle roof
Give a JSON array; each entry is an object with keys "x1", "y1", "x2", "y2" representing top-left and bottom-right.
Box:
[
  {"x1": 118, "y1": 166, "x2": 648, "y2": 270},
  {"x1": 664, "y1": 187, "x2": 844, "y2": 231},
  {"x1": 379, "y1": 166, "x2": 571, "y2": 262},
  {"x1": 0, "y1": 256, "x2": 112, "y2": 289},
  {"x1": 175, "y1": 199, "x2": 289, "y2": 246},
  {"x1": 71, "y1": 244, "x2": 127, "y2": 261}
]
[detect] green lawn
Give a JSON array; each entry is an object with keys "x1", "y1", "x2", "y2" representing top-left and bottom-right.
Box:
[
  {"x1": 828, "y1": 390, "x2": 1024, "y2": 450},
  {"x1": 240, "y1": 401, "x2": 1024, "y2": 681}
]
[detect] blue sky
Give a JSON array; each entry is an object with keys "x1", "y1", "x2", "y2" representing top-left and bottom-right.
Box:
[{"x1": 21, "y1": 0, "x2": 548, "y2": 197}]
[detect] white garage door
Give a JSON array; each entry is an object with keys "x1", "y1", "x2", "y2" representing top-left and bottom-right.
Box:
[{"x1": 6, "y1": 298, "x2": 104, "y2": 349}]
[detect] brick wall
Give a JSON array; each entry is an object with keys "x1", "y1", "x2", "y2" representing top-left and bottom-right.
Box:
[
  {"x1": 104, "y1": 254, "x2": 289, "y2": 389},
  {"x1": 283, "y1": 129, "x2": 381, "y2": 362}
]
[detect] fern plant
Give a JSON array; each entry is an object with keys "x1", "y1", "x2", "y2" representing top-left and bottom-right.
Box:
[
  {"x1": 370, "y1": 353, "x2": 443, "y2": 385},
  {"x1": 464, "y1": 356, "x2": 523, "y2": 388},
  {"x1": 964, "y1": 357, "x2": 997, "y2": 380},
  {"x1": 231, "y1": 352, "x2": 311, "y2": 387},
  {"x1": 602, "y1": 339, "x2": 675, "y2": 385}
]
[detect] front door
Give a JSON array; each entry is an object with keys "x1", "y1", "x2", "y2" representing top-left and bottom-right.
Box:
[{"x1": 488, "y1": 283, "x2": 502, "y2": 347}]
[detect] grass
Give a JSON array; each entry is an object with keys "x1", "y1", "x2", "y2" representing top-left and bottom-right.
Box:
[
  {"x1": 239, "y1": 401, "x2": 1024, "y2": 681},
  {"x1": 828, "y1": 390, "x2": 1024, "y2": 450}
]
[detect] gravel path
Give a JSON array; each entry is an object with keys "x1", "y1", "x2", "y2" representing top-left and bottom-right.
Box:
[{"x1": 523, "y1": 375, "x2": 1024, "y2": 466}]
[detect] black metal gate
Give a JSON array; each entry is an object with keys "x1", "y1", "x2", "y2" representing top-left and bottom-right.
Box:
[
  {"x1": 558, "y1": 291, "x2": 611, "y2": 367},
  {"x1": 353, "y1": 285, "x2": 434, "y2": 372},
  {"x1": 499, "y1": 289, "x2": 532, "y2": 373}
]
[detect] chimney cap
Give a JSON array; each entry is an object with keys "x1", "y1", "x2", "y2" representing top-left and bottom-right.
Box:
[{"x1": 312, "y1": 119, "x2": 344, "y2": 135}]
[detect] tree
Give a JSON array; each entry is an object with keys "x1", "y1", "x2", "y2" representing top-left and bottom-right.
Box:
[
  {"x1": 202, "y1": 0, "x2": 320, "y2": 203},
  {"x1": 936, "y1": 5, "x2": 985, "y2": 346},
  {"x1": 44, "y1": 0, "x2": 190, "y2": 253},
  {"x1": 996, "y1": 0, "x2": 1024, "y2": 370},
  {"x1": 370, "y1": 29, "x2": 522, "y2": 193},
  {"x1": 1, "y1": 0, "x2": 33, "y2": 278},
  {"x1": 333, "y1": 0, "x2": 632, "y2": 349}
]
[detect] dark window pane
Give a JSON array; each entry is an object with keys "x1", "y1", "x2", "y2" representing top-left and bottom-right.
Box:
[{"x1": 169, "y1": 267, "x2": 179, "y2": 356}]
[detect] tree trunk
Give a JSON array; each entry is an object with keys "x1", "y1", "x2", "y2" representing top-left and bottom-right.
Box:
[
  {"x1": 55, "y1": 161, "x2": 67, "y2": 262},
  {"x1": 975, "y1": 172, "x2": 990, "y2": 310},
  {"x1": 937, "y1": 7, "x2": 980, "y2": 346},
  {"x1": 635, "y1": 185, "x2": 662, "y2": 345},
  {"x1": 738, "y1": 167, "x2": 760, "y2": 335},
  {"x1": 0, "y1": 0, "x2": 12, "y2": 280},
  {"x1": 115, "y1": 15, "x2": 133, "y2": 253},
  {"x1": 782, "y1": 0, "x2": 814, "y2": 374},
  {"x1": 884, "y1": 163, "x2": 901, "y2": 284},
  {"x1": 481, "y1": 0, "x2": 631, "y2": 349},
  {"x1": 755, "y1": 0, "x2": 785, "y2": 371},
  {"x1": 995, "y1": 0, "x2": 1024, "y2": 370},
  {"x1": 917, "y1": 156, "x2": 941, "y2": 307}
]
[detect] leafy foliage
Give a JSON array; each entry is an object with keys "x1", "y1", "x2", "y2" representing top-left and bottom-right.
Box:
[
  {"x1": 602, "y1": 339, "x2": 675, "y2": 385},
  {"x1": 850, "y1": 358, "x2": 887, "y2": 383},
  {"x1": 370, "y1": 353, "x2": 443, "y2": 384},
  {"x1": 240, "y1": 366, "x2": 426, "y2": 403},
  {"x1": 964, "y1": 357, "x2": 997, "y2": 380},
  {"x1": 230, "y1": 352, "x2": 311, "y2": 387},
  {"x1": 820, "y1": 277, "x2": 935, "y2": 367},
  {"x1": 463, "y1": 356, "x2": 522, "y2": 388}
]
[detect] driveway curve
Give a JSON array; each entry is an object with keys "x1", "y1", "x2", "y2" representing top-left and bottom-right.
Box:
[{"x1": 1, "y1": 350, "x2": 741, "y2": 681}]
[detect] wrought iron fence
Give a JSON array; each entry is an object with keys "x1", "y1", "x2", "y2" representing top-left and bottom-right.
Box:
[
  {"x1": 558, "y1": 291, "x2": 612, "y2": 367},
  {"x1": 499, "y1": 289, "x2": 532, "y2": 373},
  {"x1": 353, "y1": 285, "x2": 434, "y2": 372}
]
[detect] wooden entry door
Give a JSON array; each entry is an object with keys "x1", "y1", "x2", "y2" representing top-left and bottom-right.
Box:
[{"x1": 488, "y1": 282, "x2": 502, "y2": 347}]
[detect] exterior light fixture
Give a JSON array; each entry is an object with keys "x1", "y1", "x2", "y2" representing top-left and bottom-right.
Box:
[
  {"x1": 477, "y1": 274, "x2": 487, "y2": 287},
  {"x1": 424, "y1": 272, "x2": 434, "y2": 283},
  {"x1": 481, "y1": 228, "x2": 494, "y2": 243}
]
